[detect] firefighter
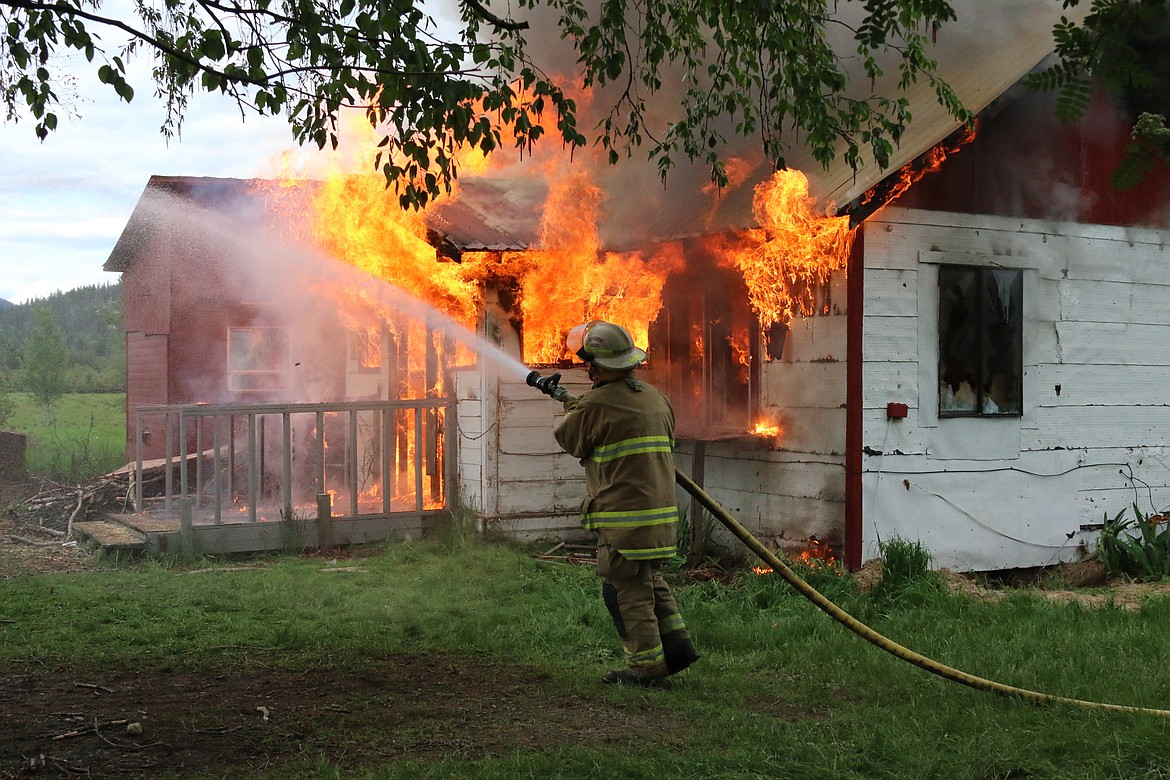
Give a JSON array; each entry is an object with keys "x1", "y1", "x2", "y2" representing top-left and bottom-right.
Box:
[{"x1": 553, "y1": 321, "x2": 700, "y2": 685}]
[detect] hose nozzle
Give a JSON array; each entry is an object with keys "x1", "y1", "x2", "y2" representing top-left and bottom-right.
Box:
[{"x1": 526, "y1": 370, "x2": 571, "y2": 402}]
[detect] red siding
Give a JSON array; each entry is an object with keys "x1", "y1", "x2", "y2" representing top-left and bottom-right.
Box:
[
  {"x1": 125, "y1": 331, "x2": 169, "y2": 461},
  {"x1": 894, "y1": 87, "x2": 1170, "y2": 226}
]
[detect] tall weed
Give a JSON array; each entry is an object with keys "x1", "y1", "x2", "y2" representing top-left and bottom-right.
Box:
[{"x1": 872, "y1": 536, "x2": 945, "y2": 605}]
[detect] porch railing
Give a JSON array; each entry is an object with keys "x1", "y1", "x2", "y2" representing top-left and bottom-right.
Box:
[{"x1": 133, "y1": 399, "x2": 455, "y2": 525}]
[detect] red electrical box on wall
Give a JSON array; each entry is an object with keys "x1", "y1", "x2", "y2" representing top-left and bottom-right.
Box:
[{"x1": 886, "y1": 402, "x2": 909, "y2": 419}]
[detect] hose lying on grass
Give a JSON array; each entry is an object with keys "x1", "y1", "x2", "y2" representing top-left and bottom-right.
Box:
[
  {"x1": 525, "y1": 369, "x2": 1170, "y2": 716},
  {"x1": 675, "y1": 468, "x2": 1170, "y2": 718}
]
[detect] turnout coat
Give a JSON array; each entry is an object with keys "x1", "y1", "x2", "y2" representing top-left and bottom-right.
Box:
[{"x1": 554, "y1": 377, "x2": 679, "y2": 561}]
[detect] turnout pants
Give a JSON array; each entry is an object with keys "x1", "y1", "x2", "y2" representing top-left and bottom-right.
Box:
[{"x1": 597, "y1": 543, "x2": 695, "y2": 678}]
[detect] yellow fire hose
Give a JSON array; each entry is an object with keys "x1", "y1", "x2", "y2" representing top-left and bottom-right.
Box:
[
  {"x1": 526, "y1": 368, "x2": 1170, "y2": 716},
  {"x1": 674, "y1": 468, "x2": 1170, "y2": 718}
]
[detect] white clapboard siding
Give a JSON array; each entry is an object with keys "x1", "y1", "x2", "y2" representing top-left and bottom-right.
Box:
[
  {"x1": 1023, "y1": 405, "x2": 1170, "y2": 450},
  {"x1": 698, "y1": 448, "x2": 845, "y2": 501},
  {"x1": 1056, "y1": 278, "x2": 1170, "y2": 326},
  {"x1": 864, "y1": 315, "x2": 918, "y2": 358},
  {"x1": 863, "y1": 360, "x2": 920, "y2": 403},
  {"x1": 760, "y1": 361, "x2": 846, "y2": 408},
  {"x1": 861, "y1": 410, "x2": 932, "y2": 455},
  {"x1": 865, "y1": 268, "x2": 919, "y2": 316},
  {"x1": 751, "y1": 407, "x2": 846, "y2": 454},
  {"x1": 1032, "y1": 363, "x2": 1170, "y2": 407},
  {"x1": 1055, "y1": 321, "x2": 1170, "y2": 366},
  {"x1": 496, "y1": 476, "x2": 588, "y2": 514},
  {"x1": 859, "y1": 208, "x2": 1170, "y2": 571},
  {"x1": 676, "y1": 440, "x2": 846, "y2": 545},
  {"x1": 782, "y1": 315, "x2": 847, "y2": 363}
]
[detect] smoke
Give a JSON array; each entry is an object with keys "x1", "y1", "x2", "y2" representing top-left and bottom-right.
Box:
[
  {"x1": 420, "y1": 0, "x2": 1096, "y2": 246},
  {"x1": 125, "y1": 181, "x2": 533, "y2": 406}
]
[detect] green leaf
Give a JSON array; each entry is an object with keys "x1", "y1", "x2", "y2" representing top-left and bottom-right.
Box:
[{"x1": 201, "y1": 29, "x2": 225, "y2": 60}]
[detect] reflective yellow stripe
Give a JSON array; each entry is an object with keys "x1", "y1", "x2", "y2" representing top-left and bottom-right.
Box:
[
  {"x1": 582, "y1": 506, "x2": 677, "y2": 531},
  {"x1": 625, "y1": 644, "x2": 666, "y2": 667},
  {"x1": 619, "y1": 545, "x2": 677, "y2": 560},
  {"x1": 590, "y1": 435, "x2": 674, "y2": 463}
]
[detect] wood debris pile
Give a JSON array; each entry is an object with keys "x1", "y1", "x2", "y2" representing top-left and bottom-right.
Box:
[{"x1": 3, "y1": 463, "x2": 169, "y2": 542}]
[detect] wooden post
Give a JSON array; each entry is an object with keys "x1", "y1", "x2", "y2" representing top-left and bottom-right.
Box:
[
  {"x1": 425, "y1": 315, "x2": 440, "y2": 502},
  {"x1": 134, "y1": 408, "x2": 144, "y2": 512},
  {"x1": 212, "y1": 415, "x2": 222, "y2": 525},
  {"x1": 317, "y1": 493, "x2": 332, "y2": 549},
  {"x1": 247, "y1": 414, "x2": 258, "y2": 523},
  {"x1": 282, "y1": 412, "x2": 293, "y2": 522},
  {"x1": 689, "y1": 441, "x2": 706, "y2": 565},
  {"x1": 180, "y1": 497, "x2": 194, "y2": 557}
]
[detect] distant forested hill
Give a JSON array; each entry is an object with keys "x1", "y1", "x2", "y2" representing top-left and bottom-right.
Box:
[{"x1": 0, "y1": 283, "x2": 124, "y2": 392}]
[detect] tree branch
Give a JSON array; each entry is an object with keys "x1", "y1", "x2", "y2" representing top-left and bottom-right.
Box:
[{"x1": 462, "y1": 0, "x2": 528, "y2": 32}]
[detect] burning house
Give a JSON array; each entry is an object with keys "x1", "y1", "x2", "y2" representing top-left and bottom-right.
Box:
[{"x1": 103, "y1": 3, "x2": 1170, "y2": 571}]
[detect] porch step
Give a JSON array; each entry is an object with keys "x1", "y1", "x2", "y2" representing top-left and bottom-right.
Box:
[{"x1": 72, "y1": 520, "x2": 147, "y2": 553}]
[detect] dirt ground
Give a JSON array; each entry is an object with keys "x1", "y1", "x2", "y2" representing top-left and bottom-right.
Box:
[
  {"x1": 0, "y1": 516, "x2": 697, "y2": 778},
  {"x1": 5, "y1": 478, "x2": 1170, "y2": 778},
  {"x1": 0, "y1": 654, "x2": 700, "y2": 779}
]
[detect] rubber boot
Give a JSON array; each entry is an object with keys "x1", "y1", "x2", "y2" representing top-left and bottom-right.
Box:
[{"x1": 662, "y1": 631, "x2": 700, "y2": 675}]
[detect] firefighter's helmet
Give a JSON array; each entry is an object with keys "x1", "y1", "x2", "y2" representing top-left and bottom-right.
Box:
[{"x1": 568, "y1": 321, "x2": 647, "y2": 370}]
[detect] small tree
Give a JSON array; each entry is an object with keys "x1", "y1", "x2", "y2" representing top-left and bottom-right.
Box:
[{"x1": 23, "y1": 306, "x2": 69, "y2": 417}]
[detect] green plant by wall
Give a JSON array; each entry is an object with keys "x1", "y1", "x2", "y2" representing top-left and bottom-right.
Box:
[
  {"x1": 872, "y1": 536, "x2": 945, "y2": 605},
  {"x1": 1095, "y1": 504, "x2": 1170, "y2": 581}
]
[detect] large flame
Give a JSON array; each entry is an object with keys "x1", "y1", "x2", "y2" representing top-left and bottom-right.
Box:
[
  {"x1": 511, "y1": 170, "x2": 684, "y2": 364},
  {"x1": 309, "y1": 174, "x2": 482, "y2": 328},
  {"x1": 719, "y1": 170, "x2": 854, "y2": 331}
]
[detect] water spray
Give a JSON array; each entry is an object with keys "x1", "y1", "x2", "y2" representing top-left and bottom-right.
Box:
[{"x1": 524, "y1": 370, "x2": 1170, "y2": 718}]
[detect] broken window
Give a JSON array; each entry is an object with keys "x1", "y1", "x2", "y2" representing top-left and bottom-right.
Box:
[
  {"x1": 937, "y1": 266, "x2": 1022, "y2": 417},
  {"x1": 227, "y1": 327, "x2": 289, "y2": 391}
]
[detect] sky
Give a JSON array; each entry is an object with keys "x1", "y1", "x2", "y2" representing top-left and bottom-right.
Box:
[{"x1": 0, "y1": 51, "x2": 303, "y2": 305}]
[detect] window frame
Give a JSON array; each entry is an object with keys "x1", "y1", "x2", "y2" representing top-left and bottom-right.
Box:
[
  {"x1": 936, "y1": 264, "x2": 1024, "y2": 419},
  {"x1": 227, "y1": 326, "x2": 290, "y2": 393}
]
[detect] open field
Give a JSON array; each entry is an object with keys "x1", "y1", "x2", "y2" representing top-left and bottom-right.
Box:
[
  {"x1": 3, "y1": 392, "x2": 125, "y2": 481},
  {"x1": 4, "y1": 538, "x2": 1170, "y2": 779}
]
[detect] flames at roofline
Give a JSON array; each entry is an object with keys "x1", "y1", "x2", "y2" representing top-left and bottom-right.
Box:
[{"x1": 252, "y1": 121, "x2": 972, "y2": 442}]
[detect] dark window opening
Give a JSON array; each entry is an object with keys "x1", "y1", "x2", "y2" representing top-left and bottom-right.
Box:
[{"x1": 938, "y1": 265, "x2": 1022, "y2": 417}]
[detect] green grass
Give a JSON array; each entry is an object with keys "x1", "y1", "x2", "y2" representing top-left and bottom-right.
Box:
[
  {"x1": 6, "y1": 539, "x2": 1170, "y2": 778},
  {"x1": 4, "y1": 391, "x2": 125, "y2": 480}
]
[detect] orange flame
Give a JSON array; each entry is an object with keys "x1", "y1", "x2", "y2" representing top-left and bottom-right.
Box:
[
  {"x1": 718, "y1": 170, "x2": 853, "y2": 332},
  {"x1": 754, "y1": 539, "x2": 838, "y2": 575},
  {"x1": 512, "y1": 170, "x2": 683, "y2": 364},
  {"x1": 858, "y1": 124, "x2": 978, "y2": 212},
  {"x1": 752, "y1": 418, "x2": 781, "y2": 438}
]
